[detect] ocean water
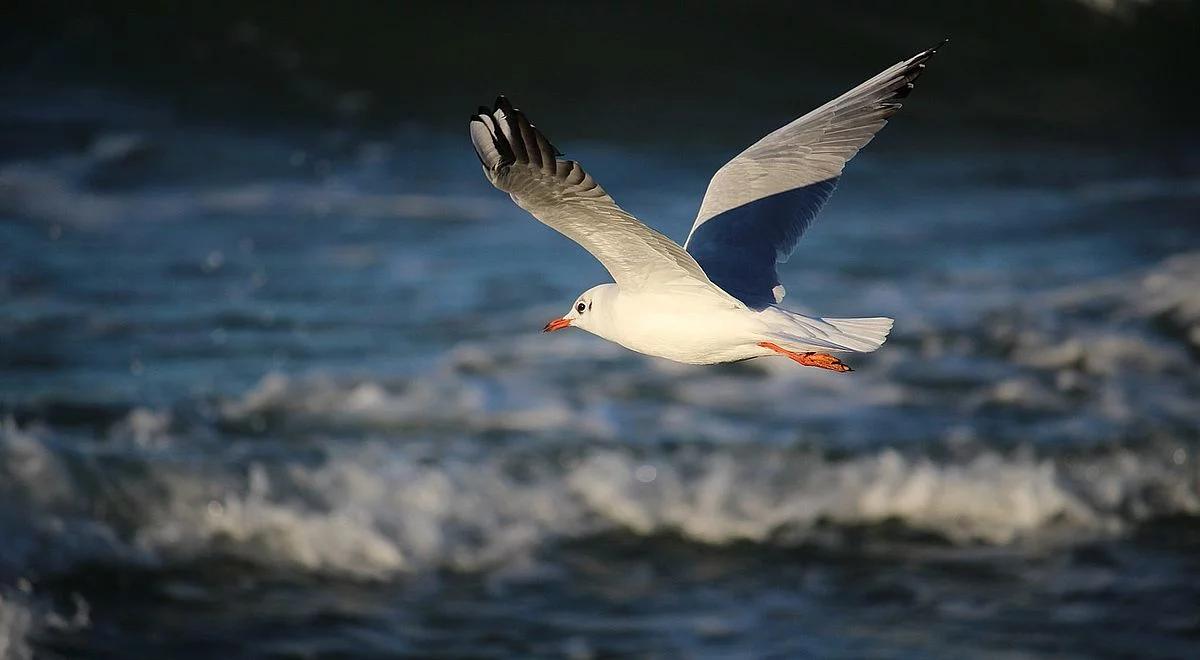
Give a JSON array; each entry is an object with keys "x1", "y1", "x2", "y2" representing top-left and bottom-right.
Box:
[{"x1": 2, "y1": 76, "x2": 1200, "y2": 659}]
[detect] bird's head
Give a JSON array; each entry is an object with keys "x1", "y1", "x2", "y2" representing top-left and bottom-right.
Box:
[{"x1": 543, "y1": 284, "x2": 616, "y2": 335}]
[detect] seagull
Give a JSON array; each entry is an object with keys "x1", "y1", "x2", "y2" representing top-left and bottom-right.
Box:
[{"x1": 470, "y1": 41, "x2": 944, "y2": 372}]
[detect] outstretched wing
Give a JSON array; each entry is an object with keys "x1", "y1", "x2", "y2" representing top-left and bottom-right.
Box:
[
  {"x1": 684, "y1": 40, "x2": 946, "y2": 309},
  {"x1": 471, "y1": 96, "x2": 740, "y2": 303}
]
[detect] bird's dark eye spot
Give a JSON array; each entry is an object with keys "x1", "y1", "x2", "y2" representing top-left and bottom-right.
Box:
[{"x1": 576, "y1": 302, "x2": 586, "y2": 314}]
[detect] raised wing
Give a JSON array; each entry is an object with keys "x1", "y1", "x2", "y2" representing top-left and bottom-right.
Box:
[
  {"x1": 471, "y1": 96, "x2": 740, "y2": 303},
  {"x1": 684, "y1": 40, "x2": 946, "y2": 309}
]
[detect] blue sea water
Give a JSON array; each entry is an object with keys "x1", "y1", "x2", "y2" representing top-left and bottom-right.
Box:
[{"x1": 2, "y1": 77, "x2": 1200, "y2": 658}]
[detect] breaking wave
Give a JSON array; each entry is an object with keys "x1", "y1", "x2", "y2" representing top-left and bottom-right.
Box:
[{"x1": 2, "y1": 412, "x2": 1197, "y2": 582}]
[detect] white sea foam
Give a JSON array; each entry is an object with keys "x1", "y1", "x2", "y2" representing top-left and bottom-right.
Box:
[
  {"x1": 215, "y1": 327, "x2": 911, "y2": 446},
  {"x1": 133, "y1": 442, "x2": 1200, "y2": 576},
  {"x1": 0, "y1": 586, "x2": 88, "y2": 660},
  {"x1": 218, "y1": 367, "x2": 603, "y2": 437},
  {"x1": 138, "y1": 463, "x2": 409, "y2": 579},
  {"x1": 955, "y1": 251, "x2": 1200, "y2": 433},
  {"x1": 566, "y1": 446, "x2": 1199, "y2": 545},
  {"x1": 0, "y1": 161, "x2": 497, "y2": 228},
  {"x1": 1041, "y1": 250, "x2": 1200, "y2": 351},
  {"x1": 0, "y1": 592, "x2": 33, "y2": 660},
  {"x1": 1133, "y1": 252, "x2": 1200, "y2": 348},
  {"x1": 5, "y1": 416, "x2": 1197, "y2": 581}
]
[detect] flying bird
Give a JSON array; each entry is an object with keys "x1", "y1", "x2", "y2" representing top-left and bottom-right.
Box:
[{"x1": 470, "y1": 41, "x2": 944, "y2": 372}]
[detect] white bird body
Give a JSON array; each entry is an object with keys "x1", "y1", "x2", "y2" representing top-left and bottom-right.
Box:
[
  {"x1": 580, "y1": 285, "x2": 768, "y2": 365},
  {"x1": 570, "y1": 284, "x2": 892, "y2": 365},
  {"x1": 470, "y1": 42, "x2": 942, "y2": 371}
]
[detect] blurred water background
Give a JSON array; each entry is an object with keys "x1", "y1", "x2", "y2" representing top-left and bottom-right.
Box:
[{"x1": 2, "y1": 1, "x2": 1200, "y2": 658}]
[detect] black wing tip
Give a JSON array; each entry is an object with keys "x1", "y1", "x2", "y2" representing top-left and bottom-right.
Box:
[
  {"x1": 898, "y1": 38, "x2": 948, "y2": 88},
  {"x1": 919, "y1": 38, "x2": 950, "y2": 60},
  {"x1": 470, "y1": 101, "x2": 516, "y2": 170},
  {"x1": 475, "y1": 94, "x2": 566, "y2": 168}
]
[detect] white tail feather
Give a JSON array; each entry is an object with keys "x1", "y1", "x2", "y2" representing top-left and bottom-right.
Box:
[
  {"x1": 760, "y1": 311, "x2": 894, "y2": 354},
  {"x1": 819, "y1": 316, "x2": 894, "y2": 352}
]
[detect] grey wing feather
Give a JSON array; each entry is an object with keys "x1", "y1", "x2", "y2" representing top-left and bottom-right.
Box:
[
  {"x1": 686, "y1": 40, "x2": 946, "y2": 247},
  {"x1": 471, "y1": 96, "x2": 742, "y2": 302}
]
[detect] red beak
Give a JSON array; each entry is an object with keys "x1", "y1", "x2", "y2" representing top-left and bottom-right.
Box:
[{"x1": 542, "y1": 317, "x2": 571, "y2": 333}]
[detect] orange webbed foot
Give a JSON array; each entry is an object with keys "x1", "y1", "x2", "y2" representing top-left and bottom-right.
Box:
[{"x1": 757, "y1": 342, "x2": 853, "y2": 373}]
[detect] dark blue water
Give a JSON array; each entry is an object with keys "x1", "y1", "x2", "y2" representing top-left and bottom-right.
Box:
[{"x1": 2, "y1": 72, "x2": 1200, "y2": 658}]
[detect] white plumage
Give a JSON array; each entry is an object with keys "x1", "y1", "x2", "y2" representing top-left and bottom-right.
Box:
[{"x1": 469, "y1": 42, "x2": 944, "y2": 371}]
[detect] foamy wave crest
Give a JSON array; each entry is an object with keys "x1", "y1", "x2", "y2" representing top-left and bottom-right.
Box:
[
  {"x1": 1039, "y1": 250, "x2": 1200, "y2": 353},
  {"x1": 132, "y1": 450, "x2": 581, "y2": 578},
  {"x1": 4, "y1": 417, "x2": 1198, "y2": 580},
  {"x1": 0, "y1": 587, "x2": 89, "y2": 660},
  {"x1": 966, "y1": 251, "x2": 1200, "y2": 434},
  {"x1": 218, "y1": 366, "x2": 604, "y2": 437},
  {"x1": 137, "y1": 463, "x2": 410, "y2": 578},
  {"x1": 568, "y1": 445, "x2": 1199, "y2": 545},
  {"x1": 1133, "y1": 252, "x2": 1200, "y2": 349},
  {"x1": 0, "y1": 592, "x2": 33, "y2": 660},
  {"x1": 0, "y1": 160, "x2": 495, "y2": 228},
  {"x1": 215, "y1": 336, "x2": 906, "y2": 445},
  {"x1": 104, "y1": 442, "x2": 1200, "y2": 575}
]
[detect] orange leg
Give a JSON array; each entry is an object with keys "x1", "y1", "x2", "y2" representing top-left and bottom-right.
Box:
[{"x1": 757, "y1": 341, "x2": 852, "y2": 373}]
